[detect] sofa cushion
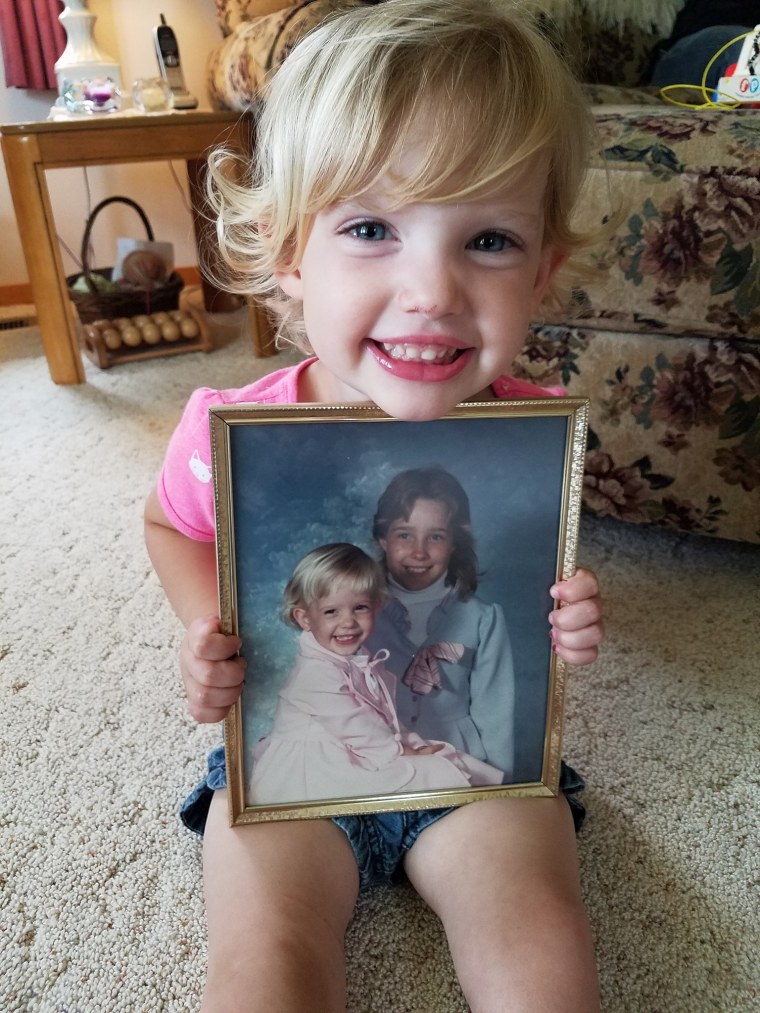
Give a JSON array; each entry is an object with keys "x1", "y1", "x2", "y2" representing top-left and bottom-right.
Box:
[
  {"x1": 516, "y1": 324, "x2": 760, "y2": 542},
  {"x1": 208, "y1": 0, "x2": 361, "y2": 109},
  {"x1": 557, "y1": 108, "x2": 760, "y2": 344}
]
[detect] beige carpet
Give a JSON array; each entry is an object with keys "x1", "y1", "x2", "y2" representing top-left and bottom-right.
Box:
[{"x1": 1, "y1": 314, "x2": 758, "y2": 1013}]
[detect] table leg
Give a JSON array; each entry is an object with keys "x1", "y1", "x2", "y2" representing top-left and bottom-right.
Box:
[
  {"x1": 1, "y1": 133, "x2": 85, "y2": 384},
  {"x1": 246, "y1": 296, "x2": 276, "y2": 357},
  {"x1": 186, "y1": 155, "x2": 275, "y2": 356},
  {"x1": 186, "y1": 156, "x2": 244, "y2": 314}
]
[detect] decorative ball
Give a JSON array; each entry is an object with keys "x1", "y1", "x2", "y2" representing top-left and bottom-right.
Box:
[
  {"x1": 179, "y1": 317, "x2": 199, "y2": 338},
  {"x1": 151, "y1": 311, "x2": 171, "y2": 325},
  {"x1": 121, "y1": 325, "x2": 142, "y2": 347},
  {"x1": 141, "y1": 322, "x2": 162, "y2": 345},
  {"x1": 161, "y1": 321, "x2": 181, "y2": 342},
  {"x1": 102, "y1": 328, "x2": 122, "y2": 350}
]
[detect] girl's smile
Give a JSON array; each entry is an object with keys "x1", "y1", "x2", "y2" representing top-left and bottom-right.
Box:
[
  {"x1": 379, "y1": 498, "x2": 454, "y2": 591},
  {"x1": 369, "y1": 339, "x2": 475, "y2": 383}
]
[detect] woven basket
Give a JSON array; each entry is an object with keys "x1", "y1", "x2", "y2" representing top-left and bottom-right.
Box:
[{"x1": 66, "y1": 196, "x2": 184, "y2": 324}]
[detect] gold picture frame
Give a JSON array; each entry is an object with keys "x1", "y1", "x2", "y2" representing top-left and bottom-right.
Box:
[{"x1": 211, "y1": 399, "x2": 589, "y2": 826}]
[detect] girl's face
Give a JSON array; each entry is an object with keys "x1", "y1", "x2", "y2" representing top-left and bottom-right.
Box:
[
  {"x1": 379, "y1": 498, "x2": 454, "y2": 592},
  {"x1": 276, "y1": 145, "x2": 563, "y2": 422},
  {"x1": 293, "y1": 578, "x2": 377, "y2": 656}
]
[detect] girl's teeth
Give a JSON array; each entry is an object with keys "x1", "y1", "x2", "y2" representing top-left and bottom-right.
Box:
[{"x1": 380, "y1": 342, "x2": 457, "y2": 364}]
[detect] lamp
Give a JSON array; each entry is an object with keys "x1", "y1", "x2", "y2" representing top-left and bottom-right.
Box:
[{"x1": 53, "y1": 0, "x2": 122, "y2": 97}]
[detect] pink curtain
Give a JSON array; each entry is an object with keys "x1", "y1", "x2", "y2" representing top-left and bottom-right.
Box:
[{"x1": 0, "y1": 0, "x2": 66, "y2": 90}]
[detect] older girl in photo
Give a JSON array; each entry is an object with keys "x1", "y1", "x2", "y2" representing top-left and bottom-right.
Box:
[{"x1": 368, "y1": 467, "x2": 518, "y2": 778}]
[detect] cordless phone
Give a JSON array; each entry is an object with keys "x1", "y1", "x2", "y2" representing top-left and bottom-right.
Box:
[{"x1": 153, "y1": 14, "x2": 198, "y2": 109}]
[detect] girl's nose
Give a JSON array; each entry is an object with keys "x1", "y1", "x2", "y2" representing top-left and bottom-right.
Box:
[{"x1": 397, "y1": 254, "x2": 463, "y2": 318}]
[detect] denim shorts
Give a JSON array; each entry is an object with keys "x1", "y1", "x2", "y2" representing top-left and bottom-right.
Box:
[{"x1": 181, "y1": 744, "x2": 586, "y2": 890}]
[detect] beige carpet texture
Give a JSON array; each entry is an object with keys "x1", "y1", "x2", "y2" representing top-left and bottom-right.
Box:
[{"x1": 2, "y1": 315, "x2": 759, "y2": 1012}]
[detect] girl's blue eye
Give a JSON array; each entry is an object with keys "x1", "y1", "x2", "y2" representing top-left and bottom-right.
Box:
[
  {"x1": 348, "y1": 221, "x2": 388, "y2": 241},
  {"x1": 468, "y1": 232, "x2": 511, "y2": 252}
]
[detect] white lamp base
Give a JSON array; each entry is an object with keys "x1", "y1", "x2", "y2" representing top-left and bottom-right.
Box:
[{"x1": 54, "y1": 1, "x2": 122, "y2": 95}]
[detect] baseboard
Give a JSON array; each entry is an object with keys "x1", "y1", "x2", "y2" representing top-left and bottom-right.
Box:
[
  {"x1": 0, "y1": 283, "x2": 33, "y2": 307},
  {"x1": 0, "y1": 304, "x2": 37, "y2": 330},
  {"x1": 0, "y1": 266, "x2": 202, "y2": 309}
]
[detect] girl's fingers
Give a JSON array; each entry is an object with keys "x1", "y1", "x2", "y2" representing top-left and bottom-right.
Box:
[
  {"x1": 550, "y1": 620, "x2": 604, "y2": 650},
  {"x1": 550, "y1": 567, "x2": 599, "y2": 604},
  {"x1": 185, "y1": 615, "x2": 243, "y2": 661},
  {"x1": 184, "y1": 653, "x2": 247, "y2": 690},
  {"x1": 182, "y1": 660, "x2": 246, "y2": 723},
  {"x1": 549, "y1": 598, "x2": 603, "y2": 633}
]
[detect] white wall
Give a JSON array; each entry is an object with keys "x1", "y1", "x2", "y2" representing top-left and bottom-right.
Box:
[{"x1": 0, "y1": 0, "x2": 222, "y2": 290}]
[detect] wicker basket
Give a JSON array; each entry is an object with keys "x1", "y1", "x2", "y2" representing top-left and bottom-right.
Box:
[{"x1": 66, "y1": 196, "x2": 184, "y2": 324}]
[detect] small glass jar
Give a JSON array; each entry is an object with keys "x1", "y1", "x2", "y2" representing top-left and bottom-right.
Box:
[{"x1": 132, "y1": 77, "x2": 175, "y2": 114}]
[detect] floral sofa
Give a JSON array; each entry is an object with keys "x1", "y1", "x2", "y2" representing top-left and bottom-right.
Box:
[{"x1": 208, "y1": 1, "x2": 760, "y2": 543}]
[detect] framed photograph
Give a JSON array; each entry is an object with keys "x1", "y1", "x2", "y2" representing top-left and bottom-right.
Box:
[{"x1": 211, "y1": 399, "x2": 589, "y2": 825}]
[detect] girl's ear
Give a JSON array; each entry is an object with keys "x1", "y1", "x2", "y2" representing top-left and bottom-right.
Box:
[
  {"x1": 531, "y1": 244, "x2": 566, "y2": 313},
  {"x1": 292, "y1": 607, "x2": 310, "y2": 631},
  {"x1": 275, "y1": 267, "x2": 303, "y2": 300}
]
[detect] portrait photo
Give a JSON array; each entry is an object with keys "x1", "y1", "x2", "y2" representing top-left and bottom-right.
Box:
[{"x1": 211, "y1": 400, "x2": 589, "y2": 824}]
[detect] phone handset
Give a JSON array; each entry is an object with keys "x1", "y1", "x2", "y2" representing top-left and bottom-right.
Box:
[{"x1": 153, "y1": 14, "x2": 198, "y2": 109}]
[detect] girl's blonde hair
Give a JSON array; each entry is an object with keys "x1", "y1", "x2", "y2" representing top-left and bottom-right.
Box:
[
  {"x1": 281, "y1": 543, "x2": 387, "y2": 628},
  {"x1": 207, "y1": 0, "x2": 596, "y2": 351}
]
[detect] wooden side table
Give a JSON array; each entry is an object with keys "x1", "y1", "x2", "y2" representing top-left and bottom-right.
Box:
[{"x1": 0, "y1": 110, "x2": 275, "y2": 385}]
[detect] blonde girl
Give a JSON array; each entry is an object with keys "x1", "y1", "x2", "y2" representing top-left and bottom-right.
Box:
[
  {"x1": 249, "y1": 543, "x2": 502, "y2": 804},
  {"x1": 145, "y1": 2, "x2": 604, "y2": 1009}
]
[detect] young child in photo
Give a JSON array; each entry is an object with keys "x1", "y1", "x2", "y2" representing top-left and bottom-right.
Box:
[
  {"x1": 250, "y1": 543, "x2": 502, "y2": 804},
  {"x1": 144, "y1": 1, "x2": 605, "y2": 1009},
  {"x1": 367, "y1": 466, "x2": 518, "y2": 779}
]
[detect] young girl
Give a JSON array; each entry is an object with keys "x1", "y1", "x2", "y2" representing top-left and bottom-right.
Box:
[
  {"x1": 250, "y1": 542, "x2": 502, "y2": 804},
  {"x1": 144, "y1": 1, "x2": 604, "y2": 1009},
  {"x1": 367, "y1": 467, "x2": 517, "y2": 779}
]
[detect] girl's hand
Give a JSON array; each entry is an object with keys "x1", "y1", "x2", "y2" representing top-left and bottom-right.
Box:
[
  {"x1": 180, "y1": 615, "x2": 246, "y2": 723},
  {"x1": 548, "y1": 567, "x2": 603, "y2": 667}
]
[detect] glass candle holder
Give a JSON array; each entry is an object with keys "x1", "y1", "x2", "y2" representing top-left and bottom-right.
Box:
[
  {"x1": 62, "y1": 77, "x2": 121, "y2": 114},
  {"x1": 132, "y1": 77, "x2": 175, "y2": 114}
]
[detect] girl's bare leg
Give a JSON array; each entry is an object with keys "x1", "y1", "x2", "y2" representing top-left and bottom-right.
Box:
[
  {"x1": 404, "y1": 796, "x2": 600, "y2": 1013},
  {"x1": 201, "y1": 790, "x2": 360, "y2": 1012}
]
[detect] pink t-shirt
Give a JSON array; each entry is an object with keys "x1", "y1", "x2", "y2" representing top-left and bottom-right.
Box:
[{"x1": 157, "y1": 357, "x2": 563, "y2": 542}]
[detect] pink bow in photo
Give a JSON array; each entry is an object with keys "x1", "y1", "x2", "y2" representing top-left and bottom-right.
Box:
[{"x1": 402, "y1": 641, "x2": 465, "y2": 695}]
